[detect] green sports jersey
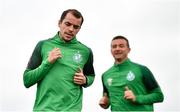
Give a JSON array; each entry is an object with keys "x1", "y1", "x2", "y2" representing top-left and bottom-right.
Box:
[
  {"x1": 102, "y1": 59, "x2": 164, "y2": 111},
  {"x1": 23, "y1": 32, "x2": 95, "y2": 111}
]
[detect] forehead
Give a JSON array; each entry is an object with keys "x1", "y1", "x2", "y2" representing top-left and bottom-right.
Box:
[
  {"x1": 111, "y1": 39, "x2": 127, "y2": 45},
  {"x1": 63, "y1": 13, "x2": 82, "y2": 25}
]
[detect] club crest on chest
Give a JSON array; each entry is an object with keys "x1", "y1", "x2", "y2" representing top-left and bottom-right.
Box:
[
  {"x1": 73, "y1": 51, "x2": 82, "y2": 64},
  {"x1": 126, "y1": 71, "x2": 135, "y2": 81}
]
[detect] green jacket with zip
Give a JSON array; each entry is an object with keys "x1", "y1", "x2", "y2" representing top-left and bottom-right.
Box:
[
  {"x1": 23, "y1": 32, "x2": 95, "y2": 111},
  {"x1": 102, "y1": 59, "x2": 164, "y2": 111}
]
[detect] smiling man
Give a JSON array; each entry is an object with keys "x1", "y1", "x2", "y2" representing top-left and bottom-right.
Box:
[
  {"x1": 23, "y1": 9, "x2": 95, "y2": 111},
  {"x1": 99, "y1": 35, "x2": 164, "y2": 111}
]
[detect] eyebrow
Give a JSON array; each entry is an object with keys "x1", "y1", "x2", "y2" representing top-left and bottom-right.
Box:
[{"x1": 64, "y1": 19, "x2": 81, "y2": 26}]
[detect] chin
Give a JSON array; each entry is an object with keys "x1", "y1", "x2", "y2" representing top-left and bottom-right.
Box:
[
  {"x1": 114, "y1": 56, "x2": 122, "y2": 59},
  {"x1": 115, "y1": 57, "x2": 123, "y2": 60}
]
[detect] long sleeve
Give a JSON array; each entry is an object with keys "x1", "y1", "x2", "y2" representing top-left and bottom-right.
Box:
[
  {"x1": 23, "y1": 59, "x2": 52, "y2": 88},
  {"x1": 136, "y1": 87, "x2": 164, "y2": 104},
  {"x1": 102, "y1": 75, "x2": 109, "y2": 97},
  {"x1": 23, "y1": 41, "x2": 52, "y2": 88},
  {"x1": 135, "y1": 66, "x2": 164, "y2": 104},
  {"x1": 82, "y1": 48, "x2": 95, "y2": 87}
]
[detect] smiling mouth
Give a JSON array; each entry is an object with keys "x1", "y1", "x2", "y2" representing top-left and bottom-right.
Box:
[{"x1": 114, "y1": 52, "x2": 122, "y2": 55}]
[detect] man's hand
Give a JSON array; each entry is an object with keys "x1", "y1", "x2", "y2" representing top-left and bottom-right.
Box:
[
  {"x1": 48, "y1": 48, "x2": 62, "y2": 64},
  {"x1": 124, "y1": 86, "x2": 136, "y2": 102},
  {"x1": 74, "y1": 67, "x2": 86, "y2": 85},
  {"x1": 99, "y1": 94, "x2": 109, "y2": 109}
]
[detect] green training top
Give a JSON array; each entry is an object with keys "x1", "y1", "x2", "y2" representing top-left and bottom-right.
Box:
[
  {"x1": 102, "y1": 59, "x2": 164, "y2": 111},
  {"x1": 23, "y1": 32, "x2": 95, "y2": 111}
]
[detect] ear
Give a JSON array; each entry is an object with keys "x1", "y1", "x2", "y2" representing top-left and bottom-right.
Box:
[
  {"x1": 58, "y1": 20, "x2": 61, "y2": 27},
  {"x1": 128, "y1": 48, "x2": 131, "y2": 53}
]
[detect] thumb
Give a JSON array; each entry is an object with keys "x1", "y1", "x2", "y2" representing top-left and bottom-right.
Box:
[
  {"x1": 125, "y1": 86, "x2": 130, "y2": 91},
  {"x1": 77, "y1": 66, "x2": 83, "y2": 73}
]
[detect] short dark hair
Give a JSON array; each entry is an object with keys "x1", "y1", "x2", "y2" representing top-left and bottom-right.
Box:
[
  {"x1": 59, "y1": 9, "x2": 84, "y2": 26},
  {"x1": 112, "y1": 35, "x2": 130, "y2": 48}
]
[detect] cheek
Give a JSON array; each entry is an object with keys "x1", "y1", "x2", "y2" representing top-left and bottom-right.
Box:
[
  {"x1": 111, "y1": 50, "x2": 114, "y2": 55},
  {"x1": 58, "y1": 23, "x2": 62, "y2": 29},
  {"x1": 111, "y1": 51, "x2": 117, "y2": 57},
  {"x1": 59, "y1": 24, "x2": 66, "y2": 31},
  {"x1": 74, "y1": 29, "x2": 80, "y2": 34},
  {"x1": 125, "y1": 50, "x2": 130, "y2": 54}
]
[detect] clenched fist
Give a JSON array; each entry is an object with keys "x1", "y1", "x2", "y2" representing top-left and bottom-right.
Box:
[{"x1": 48, "y1": 48, "x2": 62, "y2": 64}]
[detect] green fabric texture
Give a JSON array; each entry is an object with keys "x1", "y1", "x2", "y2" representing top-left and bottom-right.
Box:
[
  {"x1": 102, "y1": 59, "x2": 163, "y2": 111},
  {"x1": 23, "y1": 32, "x2": 95, "y2": 111}
]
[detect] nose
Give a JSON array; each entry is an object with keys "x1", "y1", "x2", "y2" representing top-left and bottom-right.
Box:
[
  {"x1": 69, "y1": 25, "x2": 74, "y2": 32},
  {"x1": 115, "y1": 46, "x2": 121, "y2": 50}
]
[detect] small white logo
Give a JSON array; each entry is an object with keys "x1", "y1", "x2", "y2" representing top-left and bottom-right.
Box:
[
  {"x1": 126, "y1": 71, "x2": 135, "y2": 81},
  {"x1": 73, "y1": 51, "x2": 82, "y2": 64},
  {"x1": 107, "y1": 78, "x2": 113, "y2": 86}
]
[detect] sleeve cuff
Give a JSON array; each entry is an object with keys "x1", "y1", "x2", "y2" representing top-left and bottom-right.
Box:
[{"x1": 42, "y1": 59, "x2": 53, "y2": 67}]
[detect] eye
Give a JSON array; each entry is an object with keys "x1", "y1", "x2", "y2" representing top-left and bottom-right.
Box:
[
  {"x1": 65, "y1": 22, "x2": 71, "y2": 26},
  {"x1": 119, "y1": 44, "x2": 125, "y2": 48},
  {"x1": 73, "y1": 25, "x2": 80, "y2": 29},
  {"x1": 112, "y1": 45, "x2": 117, "y2": 48}
]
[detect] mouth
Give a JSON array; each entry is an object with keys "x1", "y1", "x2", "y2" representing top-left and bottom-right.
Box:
[
  {"x1": 115, "y1": 53, "x2": 120, "y2": 55},
  {"x1": 114, "y1": 52, "x2": 123, "y2": 57},
  {"x1": 114, "y1": 52, "x2": 122, "y2": 55},
  {"x1": 65, "y1": 32, "x2": 74, "y2": 37}
]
